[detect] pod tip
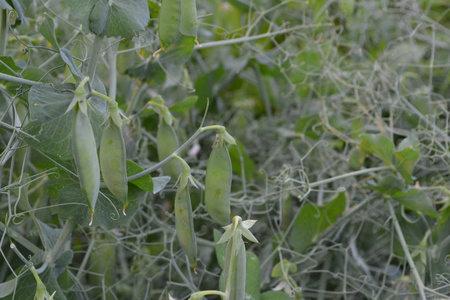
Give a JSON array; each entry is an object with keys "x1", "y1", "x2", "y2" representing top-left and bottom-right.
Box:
[
  {"x1": 89, "y1": 213, "x2": 94, "y2": 226},
  {"x1": 193, "y1": 264, "x2": 197, "y2": 275},
  {"x1": 122, "y1": 206, "x2": 127, "y2": 216}
]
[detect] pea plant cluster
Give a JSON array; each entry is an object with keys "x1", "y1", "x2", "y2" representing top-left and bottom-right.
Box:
[{"x1": 1, "y1": 0, "x2": 450, "y2": 300}]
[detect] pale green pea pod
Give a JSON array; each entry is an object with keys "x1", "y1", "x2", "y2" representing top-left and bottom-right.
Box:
[
  {"x1": 204, "y1": 137, "x2": 232, "y2": 226},
  {"x1": 158, "y1": 0, "x2": 180, "y2": 49},
  {"x1": 175, "y1": 185, "x2": 197, "y2": 270},
  {"x1": 157, "y1": 120, "x2": 182, "y2": 180},
  {"x1": 72, "y1": 103, "x2": 100, "y2": 226},
  {"x1": 180, "y1": 0, "x2": 198, "y2": 38},
  {"x1": 100, "y1": 117, "x2": 128, "y2": 215}
]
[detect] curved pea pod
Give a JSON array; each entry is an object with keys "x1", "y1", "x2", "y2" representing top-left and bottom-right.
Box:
[
  {"x1": 100, "y1": 117, "x2": 128, "y2": 215},
  {"x1": 204, "y1": 141, "x2": 232, "y2": 226},
  {"x1": 157, "y1": 120, "x2": 182, "y2": 180},
  {"x1": 72, "y1": 104, "x2": 100, "y2": 226},
  {"x1": 175, "y1": 185, "x2": 197, "y2": 269}
]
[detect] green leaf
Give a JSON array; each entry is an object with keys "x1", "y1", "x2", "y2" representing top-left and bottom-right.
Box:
[
  {"x1": 366, "y1": 175, "x2": 405, "y2": 195},
  {"x1": 271, "y1": 259, "x2": 297, "y2": 277},
  {"x1": 348, "y1": 147, "x2": 365, "y2": 171},
  {"x1": 39, "y1": 14, "x2": 60, "y2": 51},
  {"x1": 260, "y1": 291, "x2": 291, "y2": 300},
  {"x1": 0, "y1": 56, "x2": 22, "y2": 75},
  {"x1": 289, "y1": 192, "x2": 346, "y2": 253},
  {"x1": 60, "y1": 48, "x2": 84, "y2": 81},
  {"x1": 360, "y1": 134, "x2": 394, "y2": 165},
  {"x1": 0, "y1": 278, "x2": 17, "y2": 298},
  {"x1": 126, "y1": 160, "x2": 153, "y2": 192},
  {"x1": 66, "y1": 0, "x2": 149, "y2": 39},
  {"x1": 55, "y1": 183, "x2": 146, "y2": 229},
  {"x1": 89, "y1": 0, "x2": 149, "y2": 39},
  {"x1": 245, "y1": 251, "x2": 261, "y2": 300},
  {"x1": 393, "y1": 148, "x2": 420, "y2": 184},
  {"x1": 27, "y1": 83, "x2": 74, "y2": 123},
  {"x1": 2, "y1": 267, "x2": 65, "y2": 300},
  {"x1": 391, "y1": 189, "x2": 439, "y2": 218},
  {"x1": 152, "y1": 176, "x2": 171, "y2": 194},
  {"x1": 22, "y1": 83, "x2": 107, "y2": 160},
  {"x1": 169, "y1": 96, "x2": 198, "y2": 113}
]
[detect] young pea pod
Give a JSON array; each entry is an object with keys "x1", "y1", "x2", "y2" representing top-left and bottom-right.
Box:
[
  {"x1": 157, "y1": 120, "x2": 182, "y2": 180},
  {"x1": 204, "y1": 137, "x2": 232, "y2": 226},
  {"x1": 158, "y1": 0, "x2": 198, "y2": 49},
  {"x1": 100, "y1": 117, "x2": 128, "y2": 215},
  {"x1": 72, "y1": 103, "x2": 100, "y2": 226},
  {"x1": 223, "y1": 236, "x2": 246, "y2": 300},
  {"x1": 175, "y1": 185, "x2": 197, "y2": 270}
]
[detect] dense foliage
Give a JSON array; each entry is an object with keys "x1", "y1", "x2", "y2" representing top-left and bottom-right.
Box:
[{"x1": 0, "y1": 0, "x2": 449, "y2": 299}]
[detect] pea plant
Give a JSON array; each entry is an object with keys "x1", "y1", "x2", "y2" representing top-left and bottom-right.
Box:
[{"x1": 1, "y1": 0, "x2": 450, "y2": 300}]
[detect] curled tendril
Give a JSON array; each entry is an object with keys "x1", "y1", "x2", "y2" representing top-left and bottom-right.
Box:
[
  {"x1": 400, "y1": 205, "x2": 421, "y2": 224},
  {"x1": 12, "y1": 213, "x2": 25, "y2": 225},
  {"x1": 110, "y1": 212, "x2": 120, "y2": 221}
]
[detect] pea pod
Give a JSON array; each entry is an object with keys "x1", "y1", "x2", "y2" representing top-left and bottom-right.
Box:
[
  {"x1": 100, "y1": 117, "x2": 128, "y2": 215},
  {"x1": 175, "y1": 185, "x2": 197, "y2": 269},
  {"x1": 158, "y1": 0, "x2": 198, "y2": 49},
  {"x1": 157, "y1": 120, "x2": 182, "y2": 180},
  {"x1": 223, "y1": 236, "x2": 246, "y2": 300},
  {"x1": 180, "y1": 0, "x2": 198, "y2": 38},
  {"x1": 204, "y1": 137, "x2": 231, "y2": 225},
  {"x1": 72, "y1": 103, "x2": 100, "y2": 226}
]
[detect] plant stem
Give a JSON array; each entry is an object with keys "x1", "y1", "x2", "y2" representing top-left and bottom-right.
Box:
[
  {"x1": 308, "y1": 166, "x2": 391, "y2": 188},
  {"x1": 0, "y1": 221, "x2": 41, "y2": 254},
  {"x1": 107, "y1": 38, "x2": 118, "y2": 100},
  {"x1": 194, "y1": 24, "x2": 330, "y2": 50},
  {"x1": 87, "y1": 35, "x2": 104, "y2": 80},
  {"x1": 46, "y1": 221, "x2": 74, "y2": 265},
  {"x1": 387, "y1": 201, "x2": 427, "y2": 300},
  {"x1": 0, "y1": 10, "x2": 8, "y2": 56},
  {"x1": 0, "y1": 72, "x2": 39, "y2": 86},
  {"x1": 126, "y1": 126, "x2": 218, "y2": 181},
  {"x1": 189, "y1": 290, "x2": 226, "y2": 299}
]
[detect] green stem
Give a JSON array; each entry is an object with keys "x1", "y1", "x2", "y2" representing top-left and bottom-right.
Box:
[
  {"x1": 107, "y1": 39, "x2": 118, "y2": 100},
  {"x1": 87, "y1": 35, "x2": 104, "y2": 80},
  {"x1": 194, "y1": 24, "x2": 330, "y2": 50},
  {"x1": 91, "y1": 90, "x2": 116, "y2": 106},
  {"x1": 308, "y1": 166, "x2": 391, "y2": 188},
  {"x1": 387, "y1": 201, "x2": 427, "y2": 300},
  {"x1": 189, "y1": 290, "x2": 226, "y2": 299},
  {"x1": 0, "y1": 72, "x2": 39, "y2": 86},
  {"x1": 125, "y1": 126, "x2": 219, "y2": 182},
  {"x1": 0, "y1": 221, "x2": 41, "y2": 254},
  {"x1": 46, "y1": 221, "x2": 74, "y2": 266},
  {"x1": 0, "y1": 10, "x2": 8, "y2": 56}
]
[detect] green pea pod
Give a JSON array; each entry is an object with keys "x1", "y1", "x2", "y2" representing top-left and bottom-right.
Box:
[
  {"x1": 72, "y1": 103, "x2": 100, "y2": 226},
  {"x1": 100, "y1": 117, "x2": 128, "y2": 215},
  {"x1": 157, "y1": 120, "x2": 182, "y2": 180},
  {"x1": 175, "y1": 185, "x2": 197, "y2": 269},
  {"x1": 180, "y1": 0, "x2": 198, "y2": 38},
  {"x1": 204, "y1": 138, "x2": 231, "y2": 225},
  {"x1": 223, "y1": 235, "x2": 246, "y2": 300},
  {"x1": 158, "y1": 0, "x2": 198, "y2": 49},
  {"x1": 158, "y1": 0, "x2": 180, "y2": 49}
]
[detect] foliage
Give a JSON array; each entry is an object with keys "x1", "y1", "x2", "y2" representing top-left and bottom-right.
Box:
[{"x1": 0, "y1": 0, "x2": 449, "y2": 299}]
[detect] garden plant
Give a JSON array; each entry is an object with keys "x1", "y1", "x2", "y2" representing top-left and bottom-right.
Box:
[{"x1": 0, "y1": 0, "x2": 449, "y2": 299}]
